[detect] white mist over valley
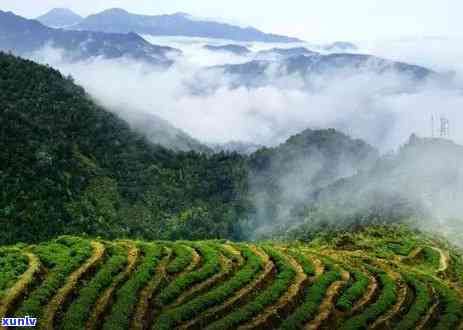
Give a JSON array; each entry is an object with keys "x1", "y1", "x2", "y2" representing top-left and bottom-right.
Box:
[{"x1": 30, "y1": 35, "x2": 463, "y2": 154}]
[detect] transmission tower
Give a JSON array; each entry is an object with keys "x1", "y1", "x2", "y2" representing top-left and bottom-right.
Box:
[
  {"x1": 440, "y1": 116, "x2": 450, "y2": 137},
  {"x1": 431, "y1": 115, "x2": 435, "y2": 138}
]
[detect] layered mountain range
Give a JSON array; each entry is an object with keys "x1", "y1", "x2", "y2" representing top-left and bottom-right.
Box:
[
  {"x1": 37, "y1": 8, "x2": 301, "y2": 43},
  {"x1": 0, "y1": 10, "x2": 179, "y2": 64},
  {"x1": 215, "y1": 53, "x2": 435, "y2": 88},
  {"x1": 0, "y1": 9, "x2": 437, "y2": 86}
]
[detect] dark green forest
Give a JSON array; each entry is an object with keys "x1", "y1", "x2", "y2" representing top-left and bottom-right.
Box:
[
  {"x1": 0, "y1": 53, "x2": 386, "y2": 244},
  {"x1": 0, "y1": 53, "x2": 251, "y2": 244}
]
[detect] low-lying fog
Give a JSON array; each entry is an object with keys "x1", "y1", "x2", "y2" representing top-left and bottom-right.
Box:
[{"x1": 30, "y1": 36, "x2": 463, "y2": 154}]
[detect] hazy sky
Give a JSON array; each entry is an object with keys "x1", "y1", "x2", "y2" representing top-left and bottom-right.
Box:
[{"x1": 1, "y1": 0, "x2": 462, "y2": 42}]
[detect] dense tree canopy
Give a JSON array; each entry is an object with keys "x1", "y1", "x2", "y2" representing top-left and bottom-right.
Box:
[
  {"x1": 0, "y1": 53, "x2": 249, "y2": 244},
  {"x1": 2, "y1": 52, "x2": 441, "y2": 245}
]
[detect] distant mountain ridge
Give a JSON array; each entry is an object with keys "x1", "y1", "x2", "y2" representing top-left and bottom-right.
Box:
[
  {"x1": 37, "y1": 8, "x2": 83, "y2": 28},
  {"x1": 0, "y1": 10, "x2": 179, "y2": 65},
  {"x1": 255, "y1": 47, "x2": 318, "y2": 60},
  {"x1": 203, "y1": 44, "x2": 251, "y2": 55},
  {"x1": 215, "y1": 52, "x2": 436, "y2": 88},
  {"x1": 210, "y1": 141, "x2": 263, "y2": 155},
  {"x1": 70, "y1": 8, "x2": 301, "y2": 42},
  {"x1": 323, "y1": 41, "x2": 358, "y2": 51}
]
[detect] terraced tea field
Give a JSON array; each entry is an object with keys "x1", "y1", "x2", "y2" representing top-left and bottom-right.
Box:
[{"x1": 0, "y1": 226, "x2": 462, "y2": 329}]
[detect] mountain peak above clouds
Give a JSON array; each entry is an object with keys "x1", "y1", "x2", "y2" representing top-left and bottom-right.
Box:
[
  {"x1": 204, "y1": 44, "x2": 251, "y2": 55},
  {"x1": 172, "y1": 12, "x2": 191, "y2": 17},
  {"x1": 215, "y1": 52, "x2": 436, "y2": 89},
  {"x1": 95, "y1": 8, "x2": 132, "y2": 17},
  {"x1": 323, "y1": 41, "x2": 358, "y2": 51},
  {"x1": 72, "y1": 8, "x2": 301, "y2": 43},
  {"x1": 36, "y1": 8, "x2": 83, "y2": 28},
  {"x1": 256, "y1": 47, "x2": 318, "y2": 60}
]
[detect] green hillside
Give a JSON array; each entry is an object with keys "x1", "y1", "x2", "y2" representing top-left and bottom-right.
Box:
[
  {"x1": 0, "y1": 52, "x2": 380, "y2": 245},
  {"x1": 247, "y1": 128, "x2": 378, "y2": 236},
  {"x1": 0, "y1": 226, "x2": 462, "y2": 329},
  {"x1": 0, "y1": 52, "x2": 249, "y2": 244}
]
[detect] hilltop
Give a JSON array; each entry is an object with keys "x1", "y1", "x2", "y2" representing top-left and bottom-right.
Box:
[
  {"x1": 36, "y1": 8, "x2": 83, "y2": 28},
  {"x1": 247, "y1": 129, "x2": 379, "y2": 236},
  {"x1": 274, "y1": 134, "x2": 463, "y2": 244},
  {"x1": 72, "y1": 8, "x2": 301, "y2": 43}
]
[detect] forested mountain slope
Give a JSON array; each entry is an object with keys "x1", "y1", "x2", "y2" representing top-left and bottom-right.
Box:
[
  {"x1": 316, "y1": 135, "x2": 463, "y2": 223},
  {"x1": 275, "y1": 135, "x2": 463, "y2": 244},
  {"x1": 247, "y1": 129, "x2": 379, "y2": 235},
  {"x1": 1, "y1": 53, "x2": 386, "y2": 244},
  {"x1": 0, "y1": 52, "x2": 248, "y2": 244}
]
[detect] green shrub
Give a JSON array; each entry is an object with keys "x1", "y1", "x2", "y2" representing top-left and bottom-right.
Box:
[
  {"x1": 287, "y1": 250, "x2": 316, "y2": 276},
  {"x1": 153, "y1": 244, "x2": 263, "y2": 329},
  {"x1": 0, "y1": 248, "x2": 28, "y2": 298},
  {"x1": 61, "y1": 243, "x2": 127, "y2": 330},
  {"x1": 206, "y1": 246, "x2": 296, "y2": 330},
  {"x1": 395, "y1": 273, "x2": 431, "y2": 330},
  {"x1": 166, "y1": 244, "x2": 194, "y2": 274},
  {"x1": 340, "y1": 265, "x2": 397, "y2": 330},
  {"x1": 337, "y1": 268, "x2": 369, "y2": 311},
  {"x1": 102, "y1": 243, "x2": 162, "y2": 330},
  {"x1": 15, "y1": 237, "x2": 92, "y2": 319},
  {"x1": 280, "y1": 258, "x2": 341, "y2": 329},
  {"x1": 431, "y1": 277, "x2": 463, "y2": 330},
  {"x1": 154, "y1": 243, "x2": 221, "y2": 306}
]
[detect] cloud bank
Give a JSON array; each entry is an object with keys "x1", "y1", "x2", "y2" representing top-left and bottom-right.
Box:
[
  {"x1": 30, "y1": 37, "x2": 463, "y2": 153},
  {"x1": 28, "y1": 36, "x2": 463, "y2": 246}
]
